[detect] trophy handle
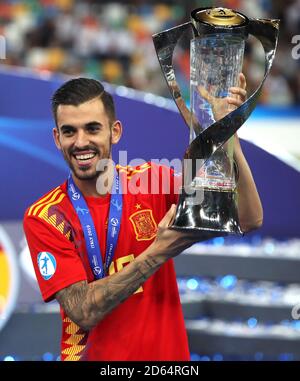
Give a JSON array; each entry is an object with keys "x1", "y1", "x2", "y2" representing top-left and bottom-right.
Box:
[
  {"x1": 152, "y1": 22, "x2": 196, "y2": 129},
  {"x1": 248, "y1": 18, "x2": 280, "y2": 72},
  {"x1": 186, "y1": 18, "x2": 280, "y2": 166}
]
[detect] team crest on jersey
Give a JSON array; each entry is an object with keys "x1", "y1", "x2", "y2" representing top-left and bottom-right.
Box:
[
  {"x1": 129, "y1": 209, "x2": 157, "y2": 241},
  {"x1": 37, "y1": 252, "x2": 57, "y2": 280}
]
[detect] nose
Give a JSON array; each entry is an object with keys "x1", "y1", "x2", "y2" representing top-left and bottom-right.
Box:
[{"x1": 74, "y1": 129, "x2": 89, "y2": 149}]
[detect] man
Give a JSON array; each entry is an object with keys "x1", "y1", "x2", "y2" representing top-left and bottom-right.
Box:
[{"x1": 23, "y1": 77, "x2": 262, "y2": 361}]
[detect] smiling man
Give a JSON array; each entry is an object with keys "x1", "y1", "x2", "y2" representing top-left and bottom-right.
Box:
[{"x1": 23, "y1": 77, "x2": 262, "y2": 361}]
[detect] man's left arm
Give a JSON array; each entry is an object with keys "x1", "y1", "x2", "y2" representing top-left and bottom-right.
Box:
[
  {"x1": 233, "y1": 134, "x2": 263, "y2": 232},
  {"x1": 229, "y1": 74, "x2": 263, "y2": 232}
]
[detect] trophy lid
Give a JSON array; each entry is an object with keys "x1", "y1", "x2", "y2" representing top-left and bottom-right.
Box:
[{"x1": 193, "y1": 7, "x2": 247, "y2": 27}]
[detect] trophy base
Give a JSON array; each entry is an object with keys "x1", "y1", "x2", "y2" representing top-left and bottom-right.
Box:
[{"x1": 170, "y1": 188, "x2": 243, "y2": 241}]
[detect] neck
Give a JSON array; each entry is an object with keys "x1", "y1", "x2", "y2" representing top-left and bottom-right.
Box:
[
  {"x1": 72, "y1": 167, "x2": 115, "y2": 198},
  {"x1": 72, "y1": 176, "x2": 101, "y2": 198}
]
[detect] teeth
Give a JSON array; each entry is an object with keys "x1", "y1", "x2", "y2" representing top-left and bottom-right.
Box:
[{"x1": 75, "y1": 153, "x2": 96, "y2": 160}]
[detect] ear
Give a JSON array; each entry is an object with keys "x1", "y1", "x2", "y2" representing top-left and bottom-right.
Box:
[
  {"x1": 111, "y1": 120, "x2": 122, "y2": 145},
  {"x1": 53, "y1": 127, "x2": 62, "y2": 150}
]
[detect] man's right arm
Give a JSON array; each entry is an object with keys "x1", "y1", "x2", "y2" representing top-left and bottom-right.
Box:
[
  {"x1": 56, "y1": 205, "x2": 197, "y2": 331},
  {"x1": 56, "y1": 244, "x2": 165, "y2": 331}
]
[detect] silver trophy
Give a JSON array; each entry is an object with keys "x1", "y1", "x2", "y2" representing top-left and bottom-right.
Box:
[{"x1": 153, "y1": 7, "x2": 279, "y2": 240}]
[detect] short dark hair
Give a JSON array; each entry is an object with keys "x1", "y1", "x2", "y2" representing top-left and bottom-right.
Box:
[{"x1": 51, "y1": 77, "x2": 116, "y2": 126}]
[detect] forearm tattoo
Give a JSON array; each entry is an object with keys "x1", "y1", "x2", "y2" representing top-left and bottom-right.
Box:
[{"x1": 56, "y1": 254, "x2": 162, "y2": 330}]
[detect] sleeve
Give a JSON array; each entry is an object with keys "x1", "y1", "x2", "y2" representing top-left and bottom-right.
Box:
[{"x1": 23, "y1": 214, "x2": 88, "y2": 303}]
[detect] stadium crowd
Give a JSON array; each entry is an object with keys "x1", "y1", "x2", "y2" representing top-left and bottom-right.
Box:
[{"x1": 0, "y1": 0, "x2": 299, "y2": 105}]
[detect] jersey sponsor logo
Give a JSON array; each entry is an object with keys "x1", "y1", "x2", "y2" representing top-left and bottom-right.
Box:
[
  {"x1": 37, "y1": 252, "x2": 57, "y2": 280},
  {"x1": 129, "y1": 209, "x2": 157, "y2": 241}
]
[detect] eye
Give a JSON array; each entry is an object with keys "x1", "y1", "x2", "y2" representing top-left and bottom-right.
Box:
[
  {"x1": 62, "y1": 128, "x2": 75, "y2": 136},
  {"x1": 87, "y1": 125, "x2": 101, "y2": 133}
]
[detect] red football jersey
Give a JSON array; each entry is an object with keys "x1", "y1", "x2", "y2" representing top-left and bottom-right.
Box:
[{"x1": 23, "y1": 162, "x2": 189, "y2": 361}]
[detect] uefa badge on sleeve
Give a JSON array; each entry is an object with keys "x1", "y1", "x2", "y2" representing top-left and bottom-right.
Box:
[{"x1": 37, "y1": 252, "x2": 57, "y2": 280}]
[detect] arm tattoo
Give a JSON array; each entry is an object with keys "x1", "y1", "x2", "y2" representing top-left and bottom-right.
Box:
[
  {"x1": 56, "y1": 253, "x2": 163, "y2": 331},
  {"x1": 56, "y1": 281, "x2": 89, "y2": 326}
]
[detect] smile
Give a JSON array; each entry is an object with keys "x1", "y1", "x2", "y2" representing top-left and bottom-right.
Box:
[
  {"x1": 72, "y1": 151, "x2": 98, "y2": 167},
  {"x1": 74, "y1": 153, "x2": 96, "y2": 161}
]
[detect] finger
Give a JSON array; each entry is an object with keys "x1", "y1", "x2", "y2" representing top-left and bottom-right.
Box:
[
  {"x1": 227, "y1": 97, "x2": 242, "y2": 107},
  {"x1": 159, "y1": 204, "x2": 177, "y2": 228},
  {"x1": 197, "y1": 85, "x2": 211, "y2": 102},
  {"x1": 229, "y1": 88, "x2": 247, "y2": 104},
  {"x1": 239, "y1": 73, "x2": 247, "y2": 90},
  {"x1": 229, "y1": 87, "x2": 247, "y2": 98}
]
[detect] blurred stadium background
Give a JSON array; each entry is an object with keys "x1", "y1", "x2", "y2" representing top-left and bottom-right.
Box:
[{"x1": 0, "y1": 0, "x2": 300, "y2": 361}]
